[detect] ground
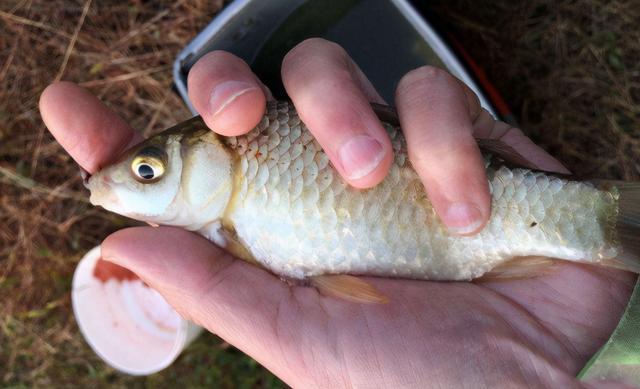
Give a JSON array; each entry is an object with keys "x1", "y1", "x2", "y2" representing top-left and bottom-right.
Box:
[{"x1": 0, "y1": 0, "x2": 638, "y2": 388}]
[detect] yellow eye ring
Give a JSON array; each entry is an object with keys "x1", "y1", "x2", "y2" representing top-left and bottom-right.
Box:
[{"x1": 130, "y1": 146, "x2": 167, "y2": 183}]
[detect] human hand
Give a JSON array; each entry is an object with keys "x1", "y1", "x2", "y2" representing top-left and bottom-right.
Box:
[{"x1": 40, "y1": 38, "x2": 635, "y2": 387}]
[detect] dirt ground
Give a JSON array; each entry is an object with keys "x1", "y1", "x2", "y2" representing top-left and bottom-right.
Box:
[{"x1": 0, "y1": 0, "x2": 638, "y2": 387}]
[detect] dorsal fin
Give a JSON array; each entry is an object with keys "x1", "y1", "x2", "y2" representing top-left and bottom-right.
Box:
[
  {"x1": 475, "y1": 138, "x2": 541, "y2": 170},
  {"x1": 370, "y1": 103, "x2": 565, "y2": 172},
  {"x1": 371, "y1": 102, "x2": 400, "y2": 126}
]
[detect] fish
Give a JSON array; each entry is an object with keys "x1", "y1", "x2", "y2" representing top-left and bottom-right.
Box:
[{"x1": 86, "y1": 101, "x2": 640, "y2": 303}]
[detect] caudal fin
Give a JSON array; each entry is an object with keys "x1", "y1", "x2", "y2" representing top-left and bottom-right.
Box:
[{"x1": 611, "y1": 182, "x2": 640, "y2": 273}]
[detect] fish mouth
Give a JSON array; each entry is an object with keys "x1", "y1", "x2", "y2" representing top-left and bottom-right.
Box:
[{"x1": 85, "y1": 173, "x2": 119, "y2": 209}]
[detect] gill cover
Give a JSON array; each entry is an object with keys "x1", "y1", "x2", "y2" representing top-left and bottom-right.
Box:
[{"x1": 87, "y1": 116, "x2": 234, "y2": 228}]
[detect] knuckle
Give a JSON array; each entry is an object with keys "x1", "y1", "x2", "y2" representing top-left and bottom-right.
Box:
[
  {"x1": 283, "y1": 38, "x2": 345, "y2": 69},
  {"x1": 407, "y1": 134, "x2": 477, "y2": 169},
  {"x1": 399, "y1": 66, "x2": 451, "y2": 90},
  {"x1": 396, "y1": 66, "x2": 455, "y2": 107},
  {"x1": 293, "y1": 37, "x2": 328, "y2": 50},
  {"x1": 203, "y1": 50, "x2": 233, "y2": 61},
  {"x1": 296, "y1": 37, "x2": 343, "y2": 55},
  {"x1": 188, "y1": 51, "x2": 247, "y2": 84},
  {"x1": 196, "y1": 50, "x2": 237, "y2": 68}
]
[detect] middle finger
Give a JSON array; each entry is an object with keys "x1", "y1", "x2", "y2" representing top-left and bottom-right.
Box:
[{"x1": 281, "y1": 38, "x2": 393, "y2": 188}]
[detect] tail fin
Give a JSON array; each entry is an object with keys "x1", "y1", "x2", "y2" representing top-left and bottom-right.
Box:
[{"x1": 612, "y1": 182, "x2": 640, "y2": 273}]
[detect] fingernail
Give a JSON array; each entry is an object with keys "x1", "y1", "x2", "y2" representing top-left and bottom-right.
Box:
[
  {"x1": 338, "y1": 135, "x2": 385, "y2": 180},
  {"x1": 209, "y1": 81, "x2": 259, "y2": 117},
  {"x1": 444, "y1": 202, "x2": 484, "y2": 235}
]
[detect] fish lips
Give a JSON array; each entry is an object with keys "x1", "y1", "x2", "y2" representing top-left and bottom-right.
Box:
[{"x1": 85, "y1": 173, "x2": 119, "y2": 209}]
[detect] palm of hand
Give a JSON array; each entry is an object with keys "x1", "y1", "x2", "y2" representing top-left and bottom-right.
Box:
[
  {"x1": 243, "y1": 264, "x2": 634, "y2": 387},
  {"x1": 107, "y1": 227, "x2": 634, "y2": 388}
]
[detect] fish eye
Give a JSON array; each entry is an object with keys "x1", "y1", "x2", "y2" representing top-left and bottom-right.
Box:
[{"x1": 130, "y1": 146, "x2": 167, "y2": 183}]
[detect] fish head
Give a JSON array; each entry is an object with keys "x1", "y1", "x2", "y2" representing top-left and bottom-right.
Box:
[{"x1": 86, "y1": 133, "x2": 185, "y2": 224}]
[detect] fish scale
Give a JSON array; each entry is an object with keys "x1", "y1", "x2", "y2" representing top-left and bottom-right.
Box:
[
  {"x1": 214, "y1": 102, "x2": 619, "y2": 280},
  {"x1": 87, "y1": 101, "x2": 636, "y2": 283}
]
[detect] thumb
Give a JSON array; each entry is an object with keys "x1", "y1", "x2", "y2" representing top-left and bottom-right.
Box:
[{"x1": 101, "y1": 227, "x2": 289, "y2": 368}]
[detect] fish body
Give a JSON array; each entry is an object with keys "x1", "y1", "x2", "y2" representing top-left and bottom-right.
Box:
[{"x1": 87, "y1": 101, "x2": 637, "y2": 282}]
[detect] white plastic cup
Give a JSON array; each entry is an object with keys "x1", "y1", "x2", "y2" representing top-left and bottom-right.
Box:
[{"x1": 71, "y1": 246, "x2": 203, "y2": 375}]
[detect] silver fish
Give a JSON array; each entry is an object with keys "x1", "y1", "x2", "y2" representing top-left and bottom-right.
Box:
[{"x1": 86, "y1": 101, "x2": 639, "y2": 299}]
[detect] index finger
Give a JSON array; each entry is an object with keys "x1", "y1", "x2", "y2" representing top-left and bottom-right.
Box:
[
  {"x1": 39, "y1": 82, "x2": 141, "y2": 173},
  {"x1": 187, "y1": 51, "x2": 268, "y2": 136}
]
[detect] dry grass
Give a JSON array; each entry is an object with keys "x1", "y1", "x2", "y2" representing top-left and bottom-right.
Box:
[
  {"x1": 0, "y1": 1, "x2": 281, "y2": 387},
  {"x1": 0, "y1": 0, "x2": 638, "y2": 387},
  {"x1": 428, "y1": 0, "x2": 640, "y2": 180}
]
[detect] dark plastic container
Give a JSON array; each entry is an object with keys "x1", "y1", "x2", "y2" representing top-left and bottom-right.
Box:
[{"x1": 173, "y1": 0, "x2": 497, "y2": 116}]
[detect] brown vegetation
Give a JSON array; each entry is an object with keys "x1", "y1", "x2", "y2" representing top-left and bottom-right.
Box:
[{"x1": 0, "y1": 0, "x2": 638, "y2": 387}]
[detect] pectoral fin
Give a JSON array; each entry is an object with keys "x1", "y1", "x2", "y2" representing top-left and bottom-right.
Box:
[
  {"x1": 218, "y1": 227, "x2": 261, "y2": 266},
  {"x1": 310, "y1": 274, "x2": 389, "y2": 304}
]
